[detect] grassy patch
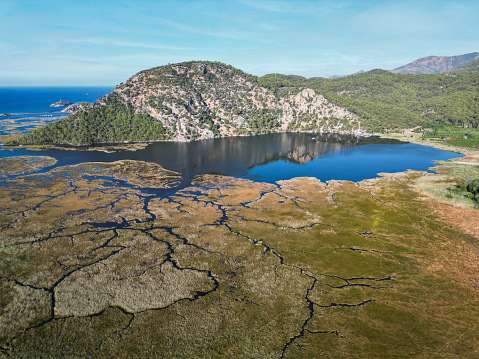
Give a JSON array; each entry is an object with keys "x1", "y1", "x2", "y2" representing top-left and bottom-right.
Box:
[
  {"x1": 446, "y1": 138, "x2": 479, "y2": 150},
  {"x1": 415, "y1": 161, "x2": 479, "y2": 208},
  {"x1": 1, "y1": 158, "x2": 479, "y2": 357}
]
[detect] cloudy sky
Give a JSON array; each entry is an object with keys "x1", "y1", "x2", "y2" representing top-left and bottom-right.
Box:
[{"x1": 1, "y1": 0, "x2": 478, "y2": 85}]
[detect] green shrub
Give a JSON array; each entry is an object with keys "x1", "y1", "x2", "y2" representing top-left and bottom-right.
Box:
[{"x1": 448, "y1": 178, "x2": 479, "y2": 203}]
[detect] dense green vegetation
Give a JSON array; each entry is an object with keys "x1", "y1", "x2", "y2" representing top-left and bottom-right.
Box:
[
  {"x1": 446, "y1": 138, "x2": 479, "y2": 149},
  {"x1": 250, "y1": 69, "x2": 479, "y2": 131},
  {"x1": 421, "y1": 124, "x2": 479, "y2": 149},
  {"x1": 248, "y1": 109, "x2": 282, "y2": 134},
  {"x1": 447, "y1": 178, "x2": 479, "y2": 204},
  {"x1": 7, "y1": 100, "x2": 166, "y2": 146},
  {"x1": 424, "y1": 124, "x2": 479, "y2": 137},
  {"x1": 448, "y1": 57, "x2": 479, "y2": 74}
]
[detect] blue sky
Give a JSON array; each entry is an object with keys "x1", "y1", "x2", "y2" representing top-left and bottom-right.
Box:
[{"x1": 1, "y1": 0, "x2": 478, "y2": 85}]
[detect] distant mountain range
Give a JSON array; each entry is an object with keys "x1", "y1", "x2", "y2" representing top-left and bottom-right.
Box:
[
  {"x1": 329, "y1": 70, "x2": 365, "y2": 79},
  {"x1": 330, "y1": 52, "x2": 479, "y2": 77},
  {"x1": 391, "y1": 52, "x2": 479, "y2": 74},
  {"x1": 447, "y1": 57, "x2": 479, "y2": 74}
]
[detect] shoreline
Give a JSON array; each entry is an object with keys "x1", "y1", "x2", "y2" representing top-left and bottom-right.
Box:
[
  {"x1": 2, "y1": 128, "x2": 478, "y2": 163},
  {"x1": 378, "y1": 133, "x2": 479, "y2": 164},
  {"x1": 0, "y1": 130, "x2": 378, "y2": 153},
  {"x1": 2, "y1": 131, "x2": 476, "y2": 214}
]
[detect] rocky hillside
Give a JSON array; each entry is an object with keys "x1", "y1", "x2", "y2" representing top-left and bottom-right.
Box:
[
  {"x1": 391, "y1": 52, "x2": 479, "y2": 74},
  {"x1": 10, "y1": 57, "x2": 479, "y2": 147},
  {"x1": 11, "y1": 62, "x2": 362, "y2": 146},
  {"x1": 113, "y1": 61, "x2": 361, "y2": 141}
]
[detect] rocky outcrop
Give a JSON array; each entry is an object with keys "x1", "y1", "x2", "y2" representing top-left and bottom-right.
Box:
[
  {"x1": 101, "y1": 61, "x2": 363, "y2": 141},
  {"x1": 60, "y1": 102, "x2": 92, "y2": 113},
  {"x1": 16, "y1": 61, "x2": 368, "y2": 146},
  {"x1": 50, "y1": 100, "x2": 72, "y2": 107}
]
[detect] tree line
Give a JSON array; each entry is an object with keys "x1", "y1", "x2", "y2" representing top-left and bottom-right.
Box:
[{"x1": 7, "y1": 101, "x2": 166, "y2": 146}]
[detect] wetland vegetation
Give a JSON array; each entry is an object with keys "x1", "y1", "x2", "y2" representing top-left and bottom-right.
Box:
[{"x1": 1, "y1": 153, "x2": 479, "y2": 358}]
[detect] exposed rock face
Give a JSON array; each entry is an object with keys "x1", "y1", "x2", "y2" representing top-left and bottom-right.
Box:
[
  {"x1": 200, "y1": 128, "x2": 215, "y2": 139},
  {"x1": 88, "y1": 61, "x2": 362, "y2": 141},
  {"x1": 50, "y1": 100, "x2": 72, "y2": 107},
  {"x1": 60, "y1": 102, "x2": 92, "y2": 113},
  {"x1": 391, "y1": 52, "x2": 479, "y2": 74},
  {"x1": 278, "y1": 89, "x2": 360, "y2": 132}
]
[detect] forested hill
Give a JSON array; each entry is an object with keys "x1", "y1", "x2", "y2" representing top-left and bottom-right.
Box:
[
  {"x1": 307, "y1": 70, "x2": 479, "y2": 131},
  {"x1": 253, "y1": 69, "x2": 479, "y2": 131},
  {"x1": 8, "y1": 60, "x2": 479, "y2": 146},
  {"x1": 9, "y1": 61, "x2": 361, "y2": 146}
]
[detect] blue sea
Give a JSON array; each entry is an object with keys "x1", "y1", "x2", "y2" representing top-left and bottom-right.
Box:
[
  {"x1": 0, "y1": 87, "x2": 113, "y2": 114},
  {"x1": 0, "y1": 87, "x2": 113, "y2": 136}
]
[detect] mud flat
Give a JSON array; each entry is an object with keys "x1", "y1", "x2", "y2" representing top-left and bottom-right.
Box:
[{"x1": 1, "y1": 157, "x2": 479, "y2": 358}]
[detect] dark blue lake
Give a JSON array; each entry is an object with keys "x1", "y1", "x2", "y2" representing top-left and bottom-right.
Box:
[{"x1": 0, "y1": 133, "x2": 461, "y2": 188}]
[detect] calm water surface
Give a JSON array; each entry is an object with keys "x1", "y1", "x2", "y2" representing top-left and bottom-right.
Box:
[
  {"x1": 0, "y1": 87, "x2": 113, "y2": 136},
  {"x1": 0, "y1": 87, "x2": 113, "y2": 114},
  {"x1": 0, "y1": 133, "x2": 461, "y2": 188},
  {"x1": 1, "y1": 87, "x2": 461, "y2": 188}
]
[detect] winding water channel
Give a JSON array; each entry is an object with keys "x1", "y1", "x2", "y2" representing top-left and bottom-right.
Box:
[{"x1": 0, "y1": 132, "x2": 474, "y2": 357}]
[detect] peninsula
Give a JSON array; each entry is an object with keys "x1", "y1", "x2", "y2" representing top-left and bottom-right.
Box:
[
  {"x1": 7, "y1": 59, "x2": 478, "y2": 147},
  {"x1": 49, "y1": 100, "x2": 72, "y2": 107}
]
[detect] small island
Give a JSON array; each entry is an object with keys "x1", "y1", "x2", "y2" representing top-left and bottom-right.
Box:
[{"x1": 49, "y1": 100, "x2": 72, "y2": 107}]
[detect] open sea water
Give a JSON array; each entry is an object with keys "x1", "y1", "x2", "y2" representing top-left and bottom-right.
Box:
[
  {"x1": 0, "y1": 86, "x2": 113, "y2": 137},
  {"x1": 0, "y1": 87, "x2": 113, "y2": 114}
]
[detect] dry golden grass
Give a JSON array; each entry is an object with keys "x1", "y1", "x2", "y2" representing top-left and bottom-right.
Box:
[
  {"x1": 0, "y1": 279, "x2": 51, "y2": 347},
  {"x1": 0, "y1": 156, "x2": 56, "y2": 178}
]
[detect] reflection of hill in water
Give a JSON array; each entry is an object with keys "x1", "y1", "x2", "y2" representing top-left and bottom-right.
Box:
[
  {"x1": 236, "y1": 133, "x2": 404, "y2": 168},
  {"x1": 139, "y1": 133, "x2": 403, "y2": 180},
  {"x1": 247, "y1": 140, "x2": 343, "y2": 168},
  {"x1": 0, "y1": 132, "x2": 456, "y2": 190},
  {"x1": 142, "y1": 132, "x2": 404, "y2": 178},
  {"x1": 0, "y1": 132, "x2": 404, "y2": 184}
]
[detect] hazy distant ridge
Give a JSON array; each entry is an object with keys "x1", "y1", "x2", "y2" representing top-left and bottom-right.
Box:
[{"x1": 391, "y1": 52, "x2": 479, "y2": 74}]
